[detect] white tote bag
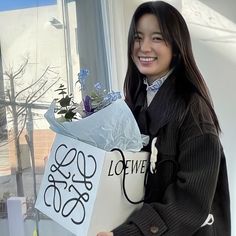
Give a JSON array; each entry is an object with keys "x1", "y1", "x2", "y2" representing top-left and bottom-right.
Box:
[{"x1": 35, "y1": 134, "x2": 149, "y2": 236}]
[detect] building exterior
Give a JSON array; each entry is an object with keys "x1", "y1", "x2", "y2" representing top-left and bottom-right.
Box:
[{"x1": 0, "y1": 0, "x2": 79, "y2": 177}]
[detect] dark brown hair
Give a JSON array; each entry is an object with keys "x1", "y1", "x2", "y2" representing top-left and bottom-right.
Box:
[{"x1": 124, "y1": 1, "x2": 221, "y2": 133}]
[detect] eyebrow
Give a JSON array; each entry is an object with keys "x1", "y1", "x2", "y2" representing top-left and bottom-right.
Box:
[
  {"x1": 135, "y1": 31, "x2": 162, "y2": 35},
  {"x1": 153, "y1": 32, "x2": 162, "y2": 35}
]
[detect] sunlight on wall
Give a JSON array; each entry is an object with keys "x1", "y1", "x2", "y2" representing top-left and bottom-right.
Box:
[{"x1": 183, "y1": 1, "x2": 236, "y2": 234}]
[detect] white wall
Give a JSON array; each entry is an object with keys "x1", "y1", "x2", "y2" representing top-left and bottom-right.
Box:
[
  {"x1": 182, "y1": 1, "x2": 236, "y2": 234},
  {"x1": 0, "y1": 5, "x2": 66, "y2": 85}
]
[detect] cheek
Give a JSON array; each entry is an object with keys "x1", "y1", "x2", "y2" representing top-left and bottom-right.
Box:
[
  {"x1": 131, "y1": 48, "x2": 139, "y2": 63},
  {"x1": 166, "y1": 51, "x2": 173, "y2": 64},
  {"x1": 132, "y1": 48, "x2": 137, "y2": 58},
  {"x1": 132, "y1": 42, "x2": 140, "y2": 54},
  {"x1": 159, "y1": 48, "x2": 173, "y2": 62}
]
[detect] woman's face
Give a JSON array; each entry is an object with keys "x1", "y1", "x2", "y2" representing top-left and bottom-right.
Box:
[{"x1": 132, "y1": 14, "x2": 173, "y2": 84}]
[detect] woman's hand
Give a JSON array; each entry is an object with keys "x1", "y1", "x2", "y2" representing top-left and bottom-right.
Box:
[{"x1": 97, "y1": 232, "x2": 113, "y2": 236}]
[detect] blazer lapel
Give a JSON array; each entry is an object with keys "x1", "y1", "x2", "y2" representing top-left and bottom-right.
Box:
[
  {"x1": 146, "y1": 75, "x2": 182, "y2": 136},
  {"x1": 133, "y1": 84, "x2": 149, "y2": 134},
  {"x1": 132, "y1": 75, "x2": 184, "y2": 137}
]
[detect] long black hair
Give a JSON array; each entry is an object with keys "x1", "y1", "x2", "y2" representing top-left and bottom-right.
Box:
[{"x1": 124, "y1": 1, "x2": 221, "y2": 133}]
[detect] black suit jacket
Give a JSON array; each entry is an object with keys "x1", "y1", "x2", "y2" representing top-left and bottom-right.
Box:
[{"x1": 113, "y1": 76, "x2": 231, "y2": 235}]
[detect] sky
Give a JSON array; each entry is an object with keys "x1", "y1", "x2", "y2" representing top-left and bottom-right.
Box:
[{"x1": 0, "y1": 0, "x2": 56, "y2": 12}]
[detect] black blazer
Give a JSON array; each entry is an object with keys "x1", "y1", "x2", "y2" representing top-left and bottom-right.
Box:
[{"x1": 113, "y1": 76, "x2": 231, "y2": 235}]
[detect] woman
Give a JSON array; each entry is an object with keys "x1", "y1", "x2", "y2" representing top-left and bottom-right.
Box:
[{"x1": 98, "y1": 1, "x2": 231, "y2": 235}]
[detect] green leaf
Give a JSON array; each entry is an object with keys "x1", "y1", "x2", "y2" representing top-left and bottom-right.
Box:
[
  {"x1": 57, "y1": 109, "x2": 67, "y2": 114},
  {"x1": 55, "y1": 84, "x2": 66, "y2": 91},
  {"x1": 65, "y1": 109, "x2": 76, "y2": 120},
  {"x1": 59, "y1": 95, "x2": 71, "y2": 107},
  {"x1": 58, "y1": 91, "x2": 67, "y2": 95}
]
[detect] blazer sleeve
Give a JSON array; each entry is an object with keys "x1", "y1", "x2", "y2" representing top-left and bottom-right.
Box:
[{"x1": 113, "y1": 103, "x2": 221, "y2": 235}]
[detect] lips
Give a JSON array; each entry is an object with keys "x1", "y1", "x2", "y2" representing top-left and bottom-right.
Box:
[{"x1": 139, "y1": 56, "x2": 157, "y2": 62}]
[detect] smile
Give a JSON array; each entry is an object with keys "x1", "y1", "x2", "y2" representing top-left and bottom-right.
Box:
[{"x1": 139, "y1": 57, "x2": 157, "y2": 62}]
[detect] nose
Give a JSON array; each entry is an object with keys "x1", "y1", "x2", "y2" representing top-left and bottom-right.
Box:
[{"x1": 139, "y1": 38, "x2": 151, "y2": 52}]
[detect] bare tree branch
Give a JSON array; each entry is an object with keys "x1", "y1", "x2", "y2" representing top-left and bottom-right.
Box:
[
  {"x1": 6, "y1": 89, "x2": 11, "y2": 102},
  {"x1": 16, "y1": 94, "x2": 31, "y2": 116},
  {"x1": 26, "y1": 81, "x2": 48, "y2": 103},
  {"x1": 15, "y1": 114, "x2": 27, "y2": 142},
  {"x1": 30, "y1": 78, "x2": 60, "y2": 104},
  {"x1": 12, "y1": 58, "x2": 28, "y2": 79},
  {"x1": 15, "y1": 65, "x2": 51, "y2": 99},
  {"x1": 0, "y1": 136, "x2": 15, "y2": 147},
  {"x1": 1, "y1": 58, "x2": 61, "y2": 196}
]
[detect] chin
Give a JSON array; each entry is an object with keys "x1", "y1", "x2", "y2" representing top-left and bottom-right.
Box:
[{"x1": 139, "y1": 70, "x2": 155, "y2": 77}]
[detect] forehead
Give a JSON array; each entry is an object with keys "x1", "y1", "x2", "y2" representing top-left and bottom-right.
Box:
[{"x1": 136, "y1": 14, "x2": 160, "y2": 32}]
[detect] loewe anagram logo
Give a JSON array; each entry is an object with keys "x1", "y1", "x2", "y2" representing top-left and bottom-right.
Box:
[{"x1": 43, "y1": 143, "x2": 97, "y2": 225}]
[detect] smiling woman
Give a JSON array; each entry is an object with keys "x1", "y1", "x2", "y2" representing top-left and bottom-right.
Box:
[
  {"x1": 132, "y1": 14, "x2": 173, "y2": 84},
  {"x1": 98, "y1": 1, "x2": 231, "y2": 236}
]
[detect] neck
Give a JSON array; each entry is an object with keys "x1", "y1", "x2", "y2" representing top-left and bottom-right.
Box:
[{"x1": 147, "y1": 69, "x2": 173, "y2": 85}]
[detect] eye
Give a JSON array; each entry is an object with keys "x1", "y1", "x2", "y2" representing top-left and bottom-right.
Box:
[
  {"x1": 134, "y1": 33, "x2": 142, "y2": 41},
  {"x1": 153, "y1": 35, "x2": 163, "y2": 42}
]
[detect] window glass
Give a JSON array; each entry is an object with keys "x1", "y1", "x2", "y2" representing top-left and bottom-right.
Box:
[{"x1": 0, "y1": 1, "x2": 79, "y2": 235}]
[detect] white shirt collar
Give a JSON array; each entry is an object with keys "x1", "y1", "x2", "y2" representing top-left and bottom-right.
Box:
[
  {"x1": 144, "y1": 69, "x2": 174, "y2": 106},
  {"x1": 143, "y1": 69, "x2": 174, "y2": 92}
]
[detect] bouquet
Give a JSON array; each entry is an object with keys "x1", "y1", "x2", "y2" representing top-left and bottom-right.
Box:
[
  {"x1": 55, "y1": 69, "x2": 121, "y2": 121},
  {"x1": 45, "y1": 69, "x2": 148, "y2": 151}
]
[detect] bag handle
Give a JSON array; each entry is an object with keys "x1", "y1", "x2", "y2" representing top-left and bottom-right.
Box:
[{"x1": 111, "y1": 148, "x2": 147, "y2": 205}]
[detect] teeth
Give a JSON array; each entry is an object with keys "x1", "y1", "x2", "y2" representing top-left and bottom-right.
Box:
[{"x1": 139, "y1": 57, "x2": 157, "y2": 62}]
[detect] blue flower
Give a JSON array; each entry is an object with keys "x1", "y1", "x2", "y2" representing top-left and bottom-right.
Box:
[
  {"x1": 77, "y1": 68, "x2": 89, "y2": 89},
  {"x1": 74, "y1": 68, "x2": 121, "y2": 118},
  {"x1": 83, "y1": 95, "x2": 92, "y2": 113},
  {"x1": 94, "y1": 82, "x2": 102, "y2": 91}
]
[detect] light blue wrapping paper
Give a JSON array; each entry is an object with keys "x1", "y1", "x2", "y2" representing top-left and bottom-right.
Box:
[{"x1": 45, "y1": 99, "x2": 148, "y2": 151}]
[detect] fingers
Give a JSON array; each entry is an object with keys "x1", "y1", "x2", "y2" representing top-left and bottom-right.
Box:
[{"x1": 97, "y1": 232, "x2": 113, "y2": 236}]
